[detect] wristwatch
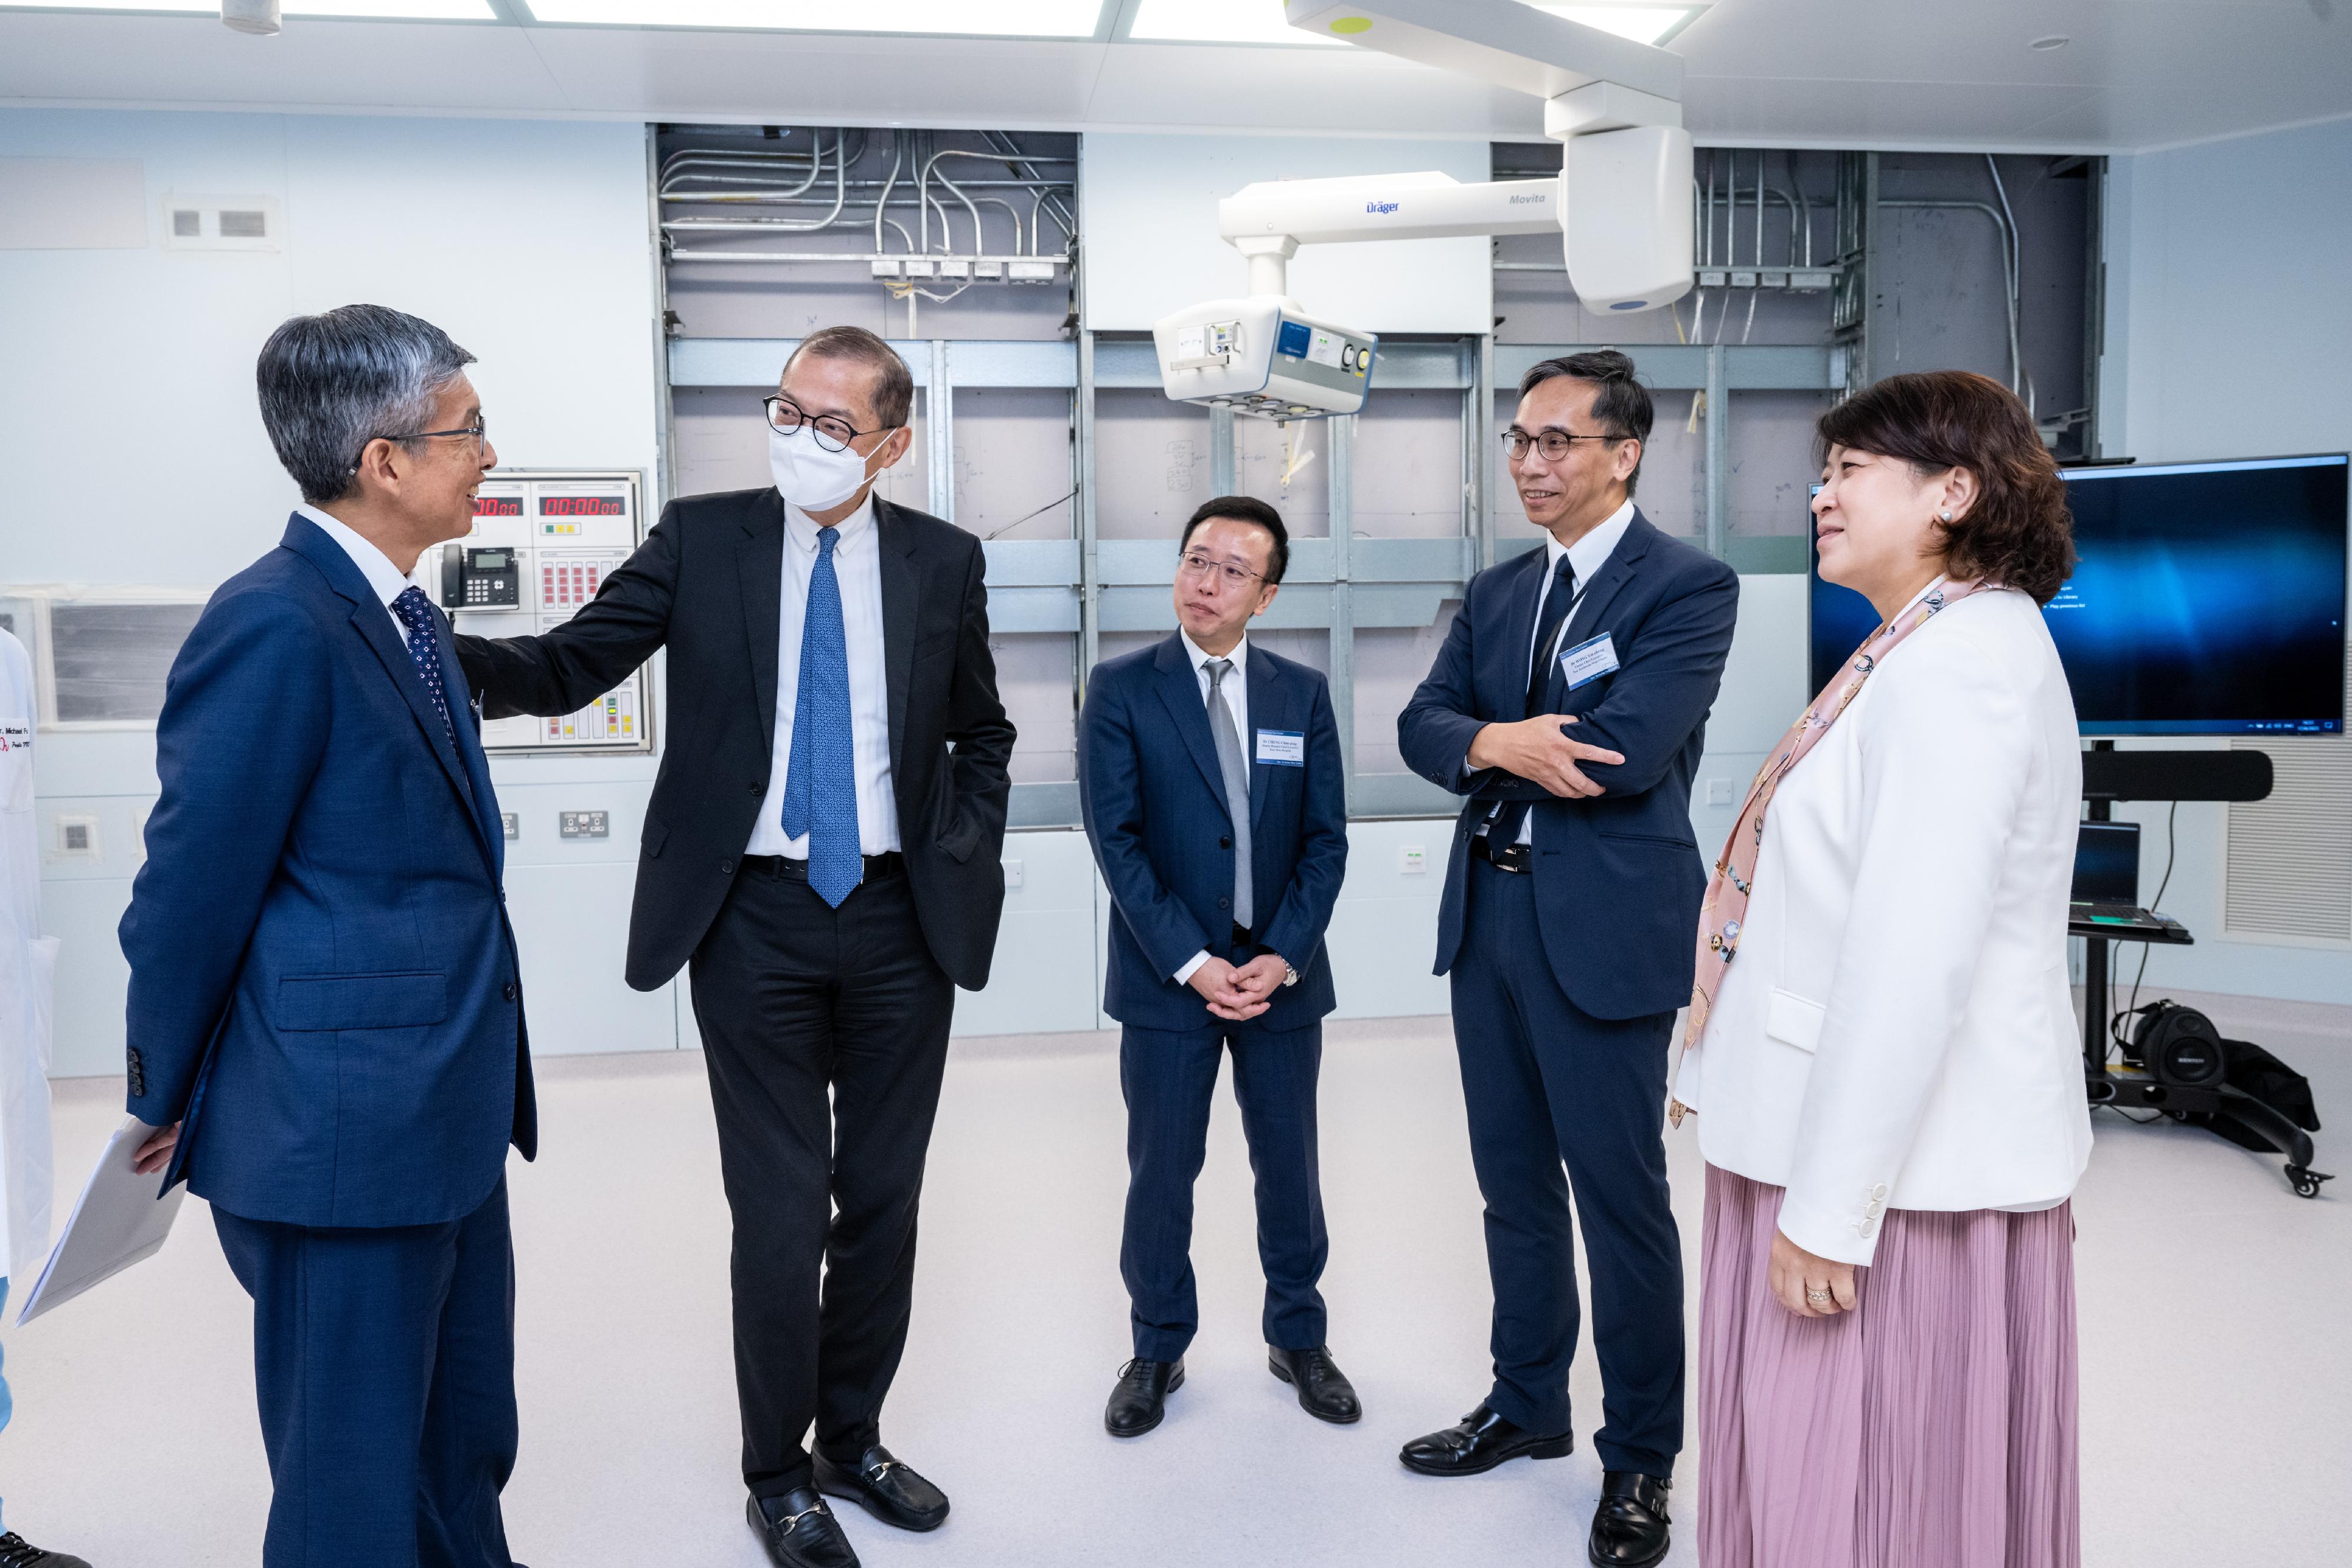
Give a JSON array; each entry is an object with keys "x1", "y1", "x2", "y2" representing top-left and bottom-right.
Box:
[{"x1": 1282, "y1": 962, "x2": 1299, "y2": 988}]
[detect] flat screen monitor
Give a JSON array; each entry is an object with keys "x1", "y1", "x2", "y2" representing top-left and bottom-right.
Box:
[{"x1": 1808, "y1": 453, "x2": 2349, "y2": 735}]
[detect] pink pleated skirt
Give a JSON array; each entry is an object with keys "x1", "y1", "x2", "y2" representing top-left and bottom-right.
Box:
[{"x1": 1697, "y1": 1164, "x2": 2080, "y2": 1568}]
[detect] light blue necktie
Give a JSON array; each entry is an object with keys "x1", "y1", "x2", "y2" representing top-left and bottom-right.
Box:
[{"x1": 780, "y1": 526, "x2": 861, "y2": 907}]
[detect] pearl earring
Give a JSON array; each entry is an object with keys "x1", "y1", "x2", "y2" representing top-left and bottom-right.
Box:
[{"x1": 1939, "y1": 509, "x2": 1953, "y2": 521}]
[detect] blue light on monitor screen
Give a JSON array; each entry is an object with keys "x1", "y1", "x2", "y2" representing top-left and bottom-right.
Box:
[{"x1": 1808, "y1": 454, "x2": 2348, "y2": 735}]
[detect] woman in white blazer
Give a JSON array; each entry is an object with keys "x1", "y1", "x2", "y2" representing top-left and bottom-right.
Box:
[{"x1": 1673, "y1": 371, "x2": 2091, "y2": 1568}]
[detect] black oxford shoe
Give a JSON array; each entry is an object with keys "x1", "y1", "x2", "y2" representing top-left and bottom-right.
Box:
[
  {"x1": 1104, "y1": 1356, "x2": 1184, "y2": 1437},
  {"x1": 0, "y1": 1534, "x2": 92, "y2": 1568},
  {"x1": 747, "y1": 1487, "x2": 860, "y2": 1568},
  {"x1": 814, "y1": 1443, "x2": 950, "y2": 1533},
  {"x1": 1268, "y1": 1345, "x2": 1362, "y2": 1424},
  {"x1": 1398, "y1": 1402, "x2": 1573, "y2": 1476},
  {"x1": 1588, "y1": 1470, "x2": 1672, "y2": 1568}
]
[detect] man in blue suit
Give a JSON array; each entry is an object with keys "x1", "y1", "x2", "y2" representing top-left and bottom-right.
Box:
[
  {"x1": 1397, "y1": 352, "x2": 1738, "y2": 1568},
  {"x1": 121, "y1": 306, "x2": 534, "y2": 1568},
  {"x1": 1078, "y1": 496, "x2": 1354, "y2": 1439}
]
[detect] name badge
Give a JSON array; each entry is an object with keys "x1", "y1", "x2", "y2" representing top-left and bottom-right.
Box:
[
  {"x1": 1255, "y1": 728, "x2": 1306, "y2": 767},
  {"x1": 1558, "y1": 632, "x2": 1621, "y2": 691}
]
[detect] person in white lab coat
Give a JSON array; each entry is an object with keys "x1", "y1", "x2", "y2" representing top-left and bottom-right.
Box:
[{"x1": 0, "y1": 625, "x2": 93, "y2": 1568}]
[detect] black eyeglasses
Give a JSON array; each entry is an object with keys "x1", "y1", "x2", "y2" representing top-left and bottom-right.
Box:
[
  {"x1": 349, "y1": 415, "x2": 487, "y2": 476},
  {"x1": 1501, "y1": 427, "x2": 1629, "y2": 462},
  {"x1": 765, "y1": 395, "x2": 890, "y2": 454},
  {"x1": 1177, "y1": 550, "x2": 1267, "y2": 590}
]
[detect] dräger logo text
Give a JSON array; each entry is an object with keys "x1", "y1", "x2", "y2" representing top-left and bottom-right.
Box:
[{"x1": 1364, "y1": 201, "x2": 1401, "y2": 215}]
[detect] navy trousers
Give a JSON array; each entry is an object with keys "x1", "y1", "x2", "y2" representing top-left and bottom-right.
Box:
[
  {"x1": 212, "y1": 1179, "x2": 521, "y2": 1568},
  {"x1": 1450, "y1": 858, "x2": 1685, "y2": 1477},
  {"x1": 1120, "y1": 1008, "x2": 1329, "y2": 1363}
]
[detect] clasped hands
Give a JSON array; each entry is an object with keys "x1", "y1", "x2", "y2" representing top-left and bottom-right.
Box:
[
  {"x1": 1467, "y1": 715, "x2": 1625, "y2": 799},
  {"x1": 1188, "y1": 953, "x2": 1287, "y2": 1021}
]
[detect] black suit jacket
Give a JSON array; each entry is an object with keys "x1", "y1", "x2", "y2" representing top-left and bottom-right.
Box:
[
  {"x1": 454, "y1": 488, "x2": 1015, "y2": 992},
  {"x1": 1397, "y1": 509, "x2": 1739, "y2": 1020}
]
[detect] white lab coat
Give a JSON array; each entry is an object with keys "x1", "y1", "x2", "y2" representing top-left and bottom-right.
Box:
[
  {"x1": 1, "y1": 628, "x2": 58, "y2": 1286},
  {"x1": 1673, "y1": 587, "x2": 2093, "y2": 1266}
]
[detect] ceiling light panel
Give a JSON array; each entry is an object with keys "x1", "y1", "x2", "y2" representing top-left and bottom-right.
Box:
[
  {"x1": 1531, "y1": 5, "x2": 1707, "y2": 48},
  {"x1": 1, "y1": 1, "x2": 495, "y2": 14},
  {"x1": 1129, "y1": 0, "x2": 1344, "y2": 46},
  {"x1": 526, "y1": 1, "x2": 1105, "y2": 35}
]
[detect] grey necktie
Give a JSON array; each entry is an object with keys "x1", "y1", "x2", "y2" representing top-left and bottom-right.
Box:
[{"x1": 1204, "y1": 657, "x2": 1254, "y2": 931}]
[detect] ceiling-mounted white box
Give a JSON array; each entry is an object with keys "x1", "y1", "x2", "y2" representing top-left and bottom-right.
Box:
[{"x1": 162, "y1": 193, "x2": 283, "y2": 253}]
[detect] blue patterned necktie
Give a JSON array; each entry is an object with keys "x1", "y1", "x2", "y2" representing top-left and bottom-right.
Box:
[
  {"x1": 390, "y1": 586, "x2": 457, "y2": 749},
  {"x1": 780, "y1": 525, "x2": 860, "y2": 907}
]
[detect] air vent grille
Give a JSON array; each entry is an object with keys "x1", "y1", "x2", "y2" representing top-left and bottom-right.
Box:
[{"x1": 2224, "y1": 638, "x2": 2352, "y2": 944}]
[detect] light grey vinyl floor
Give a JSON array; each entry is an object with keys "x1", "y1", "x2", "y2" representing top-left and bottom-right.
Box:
[{"x1": 3, "y1": 993, "x2": 2346, "y2": 1567}]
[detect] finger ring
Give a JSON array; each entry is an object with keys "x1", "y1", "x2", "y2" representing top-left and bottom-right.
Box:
[{"x1": 1805, "y1": 1288, "x2": 1833, "y2": 1304}]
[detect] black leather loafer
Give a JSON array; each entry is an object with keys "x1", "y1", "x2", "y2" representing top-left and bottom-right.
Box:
[
  {"x1": 1398, "y1": 1402, "x2": 1573, "y2": 1476},
  {"x1": 814, "y1": 1443, "x2": 950, "y2": 1533},
  {"x1": 1588, "y1": 1470, "x2": 1672, "y2": 1568},
  {"x1": 0, "y1": 1534, "x2": 93, "y2": 1568},
  {"x1": 747, "y1": 1487, "x2": 860, "y2": 1568},
  {"x1": 1268, "y1": 1345, "x2": 1362, "y2": 1424},
  {"x1": 1105, "y1": 1356, "x2": 1184, "y2": 1437}
]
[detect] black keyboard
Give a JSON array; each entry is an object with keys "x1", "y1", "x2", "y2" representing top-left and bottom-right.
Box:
[{"x1": 2074, "y1": 901, "x2": 2143, "y2": 921}]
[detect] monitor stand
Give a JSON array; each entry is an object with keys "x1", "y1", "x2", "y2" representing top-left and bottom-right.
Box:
[{"x1": 2077, "y1": 740, "x2": 2328, "y2": 1197}]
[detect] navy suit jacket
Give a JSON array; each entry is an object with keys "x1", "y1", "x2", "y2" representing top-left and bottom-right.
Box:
[
  {"x1": 1398, "y1": 510, "x2": 1739, "y2": 1021},
  {"x1": 1080, "y1": 635, "x2": 1348, "y2": 1034},
  {"x1": 119, "y1": 514, "x2": 535, "y2": 1229}
]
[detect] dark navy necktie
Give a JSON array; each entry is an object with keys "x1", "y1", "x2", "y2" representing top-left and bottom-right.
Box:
[
  {"x1": 1487, "y1": 553, "x2": 1577, "y2": 845},
  {"x1": 780, "y1": 526, "x2": 860, "y2": 907},
  {"x1": 390, "y1": 586, "x2": 457, "y2": 749}
]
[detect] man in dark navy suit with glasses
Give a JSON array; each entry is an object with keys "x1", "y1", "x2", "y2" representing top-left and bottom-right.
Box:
[
  {"x1": 1079, "y1": 495, "x2": 1355, "y2": 1442},
  {"x1": 1399, "y1": 350, "x2": 1738, "y2": 1568}
]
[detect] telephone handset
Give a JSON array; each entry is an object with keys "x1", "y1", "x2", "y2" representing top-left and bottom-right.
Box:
[{"x1": 440, "y1": 544, "x2": 522, "y2": 610}]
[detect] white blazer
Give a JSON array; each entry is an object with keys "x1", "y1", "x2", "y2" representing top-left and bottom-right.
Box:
[{"x1": 1674, "y1": 585, "x2": 2092, "y2": 1266}]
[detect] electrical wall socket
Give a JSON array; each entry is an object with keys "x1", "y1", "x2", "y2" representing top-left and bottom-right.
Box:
[
  {"x1": 559, "y1": 810, "x2": 609, "y2": 840},
  {"x1": 1002, "y1": 858, "x2": 1024, "y2": 889},
  {"x1": 49, "y1": 814, "x2": 101, "y2": 861},
  {"x1": 500, "y1": 812, "x2": 520, "y2": 840},
  {"x1": 1399, "y1": 844, "x2": 1426, "y2": 875}
]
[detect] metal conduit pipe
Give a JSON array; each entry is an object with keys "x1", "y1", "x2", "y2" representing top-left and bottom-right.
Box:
[
  {"x1": 968, "y1": 194, "x2": 1033, "y2": 257},
  {"x1": 660, "y1": 140, "x2": 828, "y2": 198},
  {"x1": 873, "y1": 130, "x2": 905, "y2": 253},
  {"x1": 1689, "y1": 187, "x2": 1806, "y2": 267},
  {"x1": 920, "y1": 150, "x2": 1014, "y2": 254},
  {"x1": 1882, "y1": 198, "x2": 2019, "y2": 394},
  {"x1": 660, "y1": 178, "x2": 1070, "y2": 202},
  {"x1": 983, "y1": 129, "x2": 1078, "y2": 242}
]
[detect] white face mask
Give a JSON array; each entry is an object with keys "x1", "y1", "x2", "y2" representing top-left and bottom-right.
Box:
[{"x1": 769, "y1": 423, "x2": 893, "y2": 513}]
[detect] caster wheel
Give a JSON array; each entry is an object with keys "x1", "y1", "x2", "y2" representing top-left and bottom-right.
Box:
[
  {"x1": 2166, "y1": 1109, "x2": 2191, "y2": 1122},
  {"x1": 2284, "y1": 1164, "x2": 2333, "y2": 1199}
]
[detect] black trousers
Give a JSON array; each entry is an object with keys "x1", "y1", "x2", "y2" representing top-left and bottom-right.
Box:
[
  {"x1": 1449, "y1": 858, "x2": 1685, "y2": 1477},
  {"x1": 212, "y1": 1181, "x2": 520, "y2": 1568},
  {"x1": 689, "y1": 858, "x2": 955, "y2": 1499}
]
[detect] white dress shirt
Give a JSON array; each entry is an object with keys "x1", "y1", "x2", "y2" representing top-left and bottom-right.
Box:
[
  {"x1": 1671, "y1": 585, "x2": 2092, "y2": 1265},
  {"x1": 298, "y1": 504, "x2": 411, "y2": 640},
  {"x1": 1482, "y1": 497, "x2": 1636, "y2": 844},
  {"x1": 1171, "y1": 630, "x2": 1250, "y2": 987},
  {"x1": 744, "y1": 493, "x2": 902, "y2": 858}
]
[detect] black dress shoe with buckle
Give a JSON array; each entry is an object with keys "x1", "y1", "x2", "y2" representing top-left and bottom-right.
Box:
[
  {"x1": 747, "y1": 1487, "x2": 860, "y2": 1568},
  {"x1": 814, "y1": 1443, "x2": 950, "y2": 1533},
  {"x1": 1268, "y1": 1345, "x2": 1362, "y2": 1424},
  {"x1": 1104, "y1": 1356, "x2": 1184, "y2": 1437},
  {"x1": 1588, "y1": 1470, "x2": 1672, "y2": 1568},
  {"x1": 1398, "y1": 1402, "x2": 1573, "y2": 1476},
  {"x1": 0, "y1": 1534, "x2": 92, "y2": 1568}
]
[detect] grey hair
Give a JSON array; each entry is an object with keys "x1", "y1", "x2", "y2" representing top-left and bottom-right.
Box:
[{"x1": 256, "y1": 304, "x2": 476, "y2": 503}]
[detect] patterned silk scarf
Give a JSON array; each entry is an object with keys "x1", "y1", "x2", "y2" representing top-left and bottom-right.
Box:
[{"x1": 1669, "y1": 574, "x2": 1992, "y2": 1124}]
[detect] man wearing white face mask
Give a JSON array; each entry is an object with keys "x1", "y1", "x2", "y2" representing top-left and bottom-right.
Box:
[{"x1": 456, "y1": 326, "x2": 1014, "y2": 1568}]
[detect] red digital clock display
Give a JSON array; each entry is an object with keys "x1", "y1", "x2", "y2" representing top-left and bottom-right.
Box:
[
  {"x1": 473, "y1": 496, "x2": 523, "y2": 517},
  {"x1": 540, "y1": 495, "x2": 627, "y2": 517}
]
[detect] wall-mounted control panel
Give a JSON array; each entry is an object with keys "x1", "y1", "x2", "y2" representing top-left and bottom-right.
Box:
[{"x1": 425, "y1": 470, "x2": 653, "y2": 755}]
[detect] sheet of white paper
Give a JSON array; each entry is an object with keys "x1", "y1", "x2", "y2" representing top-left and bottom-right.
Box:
[{"x1": 15, "y1": 1116, "x2": 186, "y2": 1327}]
